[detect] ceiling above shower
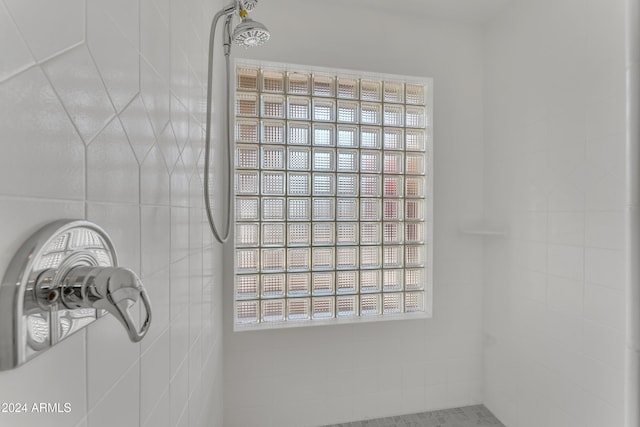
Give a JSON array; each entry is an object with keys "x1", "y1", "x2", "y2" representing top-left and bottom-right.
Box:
[{"x1": 308, "y1": 0, "x2": 513, "y2": 24}]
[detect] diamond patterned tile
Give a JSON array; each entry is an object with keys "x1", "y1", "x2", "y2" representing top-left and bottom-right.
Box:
[
  {"x1": 158, "y1": 121, "x2": 181, "y2": 172},
  {"x1": 0, "y1": 67, "x2": 84, "y2": 199},
  {"x1": 4, "y1": 0, "x2": 83, "y2": 61},
  {"x1": 141, "y1": 144, "x2": 171, "y2": 206},
  {"x1": 141, "y1": 58, "x2": 171, "y2": 136},
  {"x1": 42, "y1": 44, "x2": 115, "y2": 144},
  {"x1": 87, "y1": 0, "x2": 139, "y2": 112},
  {"x1": 0, "y1": 2, "x2": 34, "y2": 82},
  {"x1": 119, "y1": 95, "x2": 157, "y2": 164}
]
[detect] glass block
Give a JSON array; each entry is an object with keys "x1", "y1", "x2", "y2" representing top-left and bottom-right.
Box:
[
  {"x1": 337, "y1": 76, "x2": 359, "y2": 99},
  {"x1": 384, "y1": 104, "x2": 404, "y2": 126},
  {"x1": 313, "y1": 99, "x2": 336, "y2": 122},
  {"x1": 288, "y1": 172, "x2": 310, "y2": 195},
  {"x1": 262, "y1": 146, "x2": 285, "y2": 170},
  {"x1": 384, "y1": 152, "x2": 404, "y2": 174},
  {"x1": 336, "y1": 223, "x2": 358, "y2": 245},
  {"x1": 262, "y1": 248, "x2": 285, "y2": 272},
  {"x1": 383, "y1": 246, "x2": 403, "y2": 268},
  {"x1": 405, "y1": 268, "x2": 425, "y2": 291},
  {"x1": 384, "y1": 81, "x2": 404, "y2": 103},
  {"x1": 288, "y1": 248, "x2": 310, "y2": 271},
  {"x1": 360, "y1": 270, "x2": 381, "y2": 294},
  {"x1": 337, "y1": 125, "x2": 358, "y2": 148},
  {"x1": 360, "y1": 222, "x2": 381, "y2": 245},
  {"x1": 313, "y1": 123, "x2": 336, "y2": 146},
  {"x1": 337, "y1": 101, "x2": 358, "y2": 123},
  {"x1": 287, "y1": 72, "x2": 310, "y2": 95},
  {"x1": 360, "y1": 102, "x2": 382, "y2": 125},
  {"x1": 236, "y1": 249, "x2": 258, "y2": 273},
  {"x1": 336, "y1": 247, "x2": 358, "y2": 269},
  {"x1": 406, "y1": 153, "x2": 425, "y2": 175},
  {"x1": 406, "y1": 83, "x2": 426, "y2": 105},
  {"x1": 288, "y1": 147, "x2": 311, "y2": 170},
  {"x1": 337, "y1": 174, "x2": 358, "y2": 196},
  {"x1": 237, "y1": 66, "x2": 258, "y2": 91},
  {"x1": 312, "y1": 272, "x2": 334, "y2": 295},
  {"x1": 236, "y1": 274, "x2": 259, "y2": 299},
  {"x1": 384, "y1": 128, "x2": 404, "y2": 150},
  {"x1": 236, "y1": 92, "x2": 259, "y2": 117},
  {"x1": 261, "y1": 172, "x2": 285, "y2": 195},
  {"x1": 261, "y1": 94, "x2": 285, "y2": 118},
  {"x1": 261, "y1": 299, "x2": 285, "y2": 322},
  {"x1": 262, "y1": 198, "x2": 285, "y2": 221},
  {"x1": 312, "y1": 173, "x2": 334, "y2": 196},
  {"x1": 236, "y1": 144, "x2": 259, "y2": 169},
  {"x1": 287, "y1": 198, "x2": 310, "y2": 221},
  {"x1": 384, "y1": 222, "x2": 403, "y2": 244},
  {"x1": 336, "y1": 198, "x2": 358, "y2": 221},
  {"x1": 405, "y1": 291, "x2": 425, "y2": 313},
  {"x1": 313, "y1": 149, "x2": 335, "y2": 171},
  {"x1": 262, "y1": 273, "x2": 285, "y2": 298},
  {"x1": 312, "y1": 247, "x2": 334, "y2": 270},
  {"x1": 336, "y1": 271, "x2": 358, "y2": 294},
  {"x1": 360, "y1": 79, "x2": 382, "y2": 101},
  {"x1": 405, "y1": 177, "x2": 425, "y2": 198},
  {"x1": 360, "y1": 175, "x2": 381, "y2": 197},
  {"x1": 288, "y1": 122, "x2": 310, "y2": 145},
  {"x1": 312, "y1": 222, "x2": 335, "y2": 245},
  {"x1": 288, "y1": 223, "x2": 310, "y2": 246},
  {"x1": 405, "y1": 245, "x2": 424, "y2": 267},
  {"x1": 287, "y1": 298, "x2": 311, "y2": 320},
  {"x1": 360, "y1": 246, "x2": 381, "y2": 269},
  {"x1": 287, "y1": 96, "x2": 310, "y2": 120},
  {"x1": 262, "y1": 223, "x2": 285, "y2": 246},
  {"x1": 236, "y1": 171, "x2": 259, "y2": 195},
  {"x1": 384, "y1": 176, "x2": 403, "y2": 197},
  {"x1": 383, "y1": 199, "x2": 403, "y2": 221},
  {"x1": 406, "y1": 129, "x2": 426, "y2": 151},
  {"x1": 261, "y1": 120, "x2": 285, "y2": 144},
  {"x1": 406, "y1": 106, "x2": 426, "y2": 128},
  {"x1": 383, "y1": 269, "x2": 404, "y2": 292},
  {"x1": 360, "y1": 293, "x2": 382, "y2": 315},
  {"x1": 336, "y1": 295, "x2": 358, "y2": 317},
  {"x1": 312, "y1": 198, "x2": 334, "y2": 221},
  {"x1": 360, "y1": 151, "x2": 381, "y2": 173},
  {"x1": 337, "y1": 150, "x2": 358, "y2": 172},
  {"x1": 383, "y1": 293, "x2": 404, "y2": 314},
  {"x1": 360, "y1": 127, "x2": 382, "y2": 149},
  {"x1": 405, "y1": 223, "x2": 424, "y2": 243},
  {"x1": 236, "y1": 300, "x2": 259, "y2": 324},
  {"x1": 262, "y1": 69, "x2": 285, "y2": 93},
  {"x1": 312, "y1": 74, "x2": 335, "y2": 97},
  {"x1": 360, "y1": 199, "x2": 381, "y2": 221},
  {"x1": 288, "y1": 273, "x2": 311, "y2": 296},
  {"x1": 236, "y1": 223, "x2": 259, "y2": 247},
  {"x1": 236, "y1": 119, "x2": 259, "y2": 143},
  {"x1": 312, "y1": 297, "x2": 335, "y2": 319},
  {"x1": 405, "y1": 199, "x2": 424, "y2": 221},
  {"x1": 236, "y1": 197, "x2": 259, "y2": 221}
]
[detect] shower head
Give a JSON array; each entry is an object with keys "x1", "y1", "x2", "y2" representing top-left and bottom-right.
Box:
[
  {"x1": 239, "y1": 0, "x2": 259, "y2": 12},
  {"x1": 232, "y1": 16, "x2": 270, "y2": 48}
]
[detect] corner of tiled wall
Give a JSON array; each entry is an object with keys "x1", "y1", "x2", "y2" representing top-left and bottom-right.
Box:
[{"x1": 0, "y1": 0, "x2": 224, "y2": 426}]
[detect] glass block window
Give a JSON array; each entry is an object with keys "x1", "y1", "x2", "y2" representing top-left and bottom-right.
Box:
[{"x1": 234, "y1": 60, "x2": 432, "y2": 329}]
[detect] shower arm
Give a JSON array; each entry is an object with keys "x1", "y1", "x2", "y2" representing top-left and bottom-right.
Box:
[{"x1": 204, "y1": 3, "x2": 236, "y2": 244}]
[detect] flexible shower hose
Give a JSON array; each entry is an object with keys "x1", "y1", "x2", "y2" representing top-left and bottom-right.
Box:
[{"x1": 204, "y1": 11, "x2": 232, "y2": 244}]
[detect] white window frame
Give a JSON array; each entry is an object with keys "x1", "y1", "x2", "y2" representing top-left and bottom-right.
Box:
[{"x1": 232, "y1": 59, "x2": 433, "y2": 331}]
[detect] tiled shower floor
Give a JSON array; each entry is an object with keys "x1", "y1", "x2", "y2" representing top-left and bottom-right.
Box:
[{"x1": 323, "y1": 405, "x2": 505, "y2": 427}]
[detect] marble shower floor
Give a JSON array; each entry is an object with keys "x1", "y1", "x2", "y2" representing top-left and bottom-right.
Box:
[{"x1": 322, "y1": 405, "x2": 505, "y2": 427}]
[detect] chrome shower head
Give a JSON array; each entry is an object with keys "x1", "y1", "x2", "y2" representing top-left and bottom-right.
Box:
[
  {"x1": 232, "y1": 16, "x2": 270, "y2": 48},
  {"x1": 239, "y1": 0, "x2": 259, "y2": 12}
]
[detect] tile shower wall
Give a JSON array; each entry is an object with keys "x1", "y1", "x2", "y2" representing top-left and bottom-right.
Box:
[
  {"x1": 483, "y1": 0, "x2": 628, "y2": 426},
  {"x1": 223, "y1": 2, "x2": 486, "y2": 426},
  {"x1": 0, "y1": 0, "x2": 224, "y2": 426}
]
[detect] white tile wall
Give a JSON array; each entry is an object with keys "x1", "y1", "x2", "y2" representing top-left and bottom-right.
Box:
[
  {"x1": 0, "y1": 0, "x2": 224, "y2": 426},
  {"x1": 483, "y1": 0, "x2": 629, "y2": 426}
]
